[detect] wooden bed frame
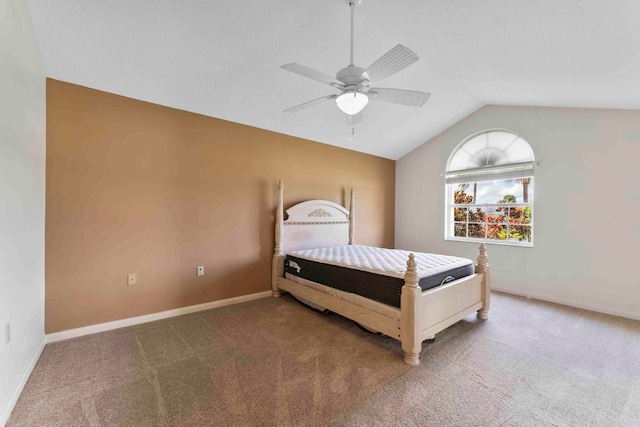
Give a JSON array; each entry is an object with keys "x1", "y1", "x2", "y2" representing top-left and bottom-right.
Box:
[{"x1": 271, "y1": 181, "x2": 490, "y2": 366}]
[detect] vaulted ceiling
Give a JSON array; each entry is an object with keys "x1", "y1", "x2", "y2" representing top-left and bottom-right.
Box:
[{"x1": 26, "y1": 0, "x2": 640, "y2": 160}]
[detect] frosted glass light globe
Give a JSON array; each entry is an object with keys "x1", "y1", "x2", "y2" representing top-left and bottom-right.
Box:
[{"x1": 335, "y1": 90, "x2": 368, "y2": 115}]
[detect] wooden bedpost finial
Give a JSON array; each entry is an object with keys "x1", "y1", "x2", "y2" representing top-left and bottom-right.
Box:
[
  {"x1": 278, "y1": 180, "x2": 283, "y2": 190},
  {"x1": 404, "y1": 253, "x2": 419, "y2": 288},
  {"x1": 407, "y1": 253, "x2": 416, "y2": 269},
  {"x1": 477, "y1": 243, "x2": 489, "y2": 268}
]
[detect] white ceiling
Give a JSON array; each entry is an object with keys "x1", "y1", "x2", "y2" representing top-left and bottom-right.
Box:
[{"x1": 25, "y1": 0, "x2": 640, "y2": 160}]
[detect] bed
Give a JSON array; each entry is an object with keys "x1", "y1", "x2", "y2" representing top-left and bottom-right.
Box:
[{"x1": 271, "y1": 181, "x2": 490, "y2": 366}]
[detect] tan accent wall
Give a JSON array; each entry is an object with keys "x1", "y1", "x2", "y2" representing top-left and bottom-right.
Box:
[{"x1": 45, "y1": 79, "x2": 395, "y2": 333}]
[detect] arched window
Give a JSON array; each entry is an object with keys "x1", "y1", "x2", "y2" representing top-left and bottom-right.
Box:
[{"x1": 445, "y1": 130, "x2": 535, "y2": 246}]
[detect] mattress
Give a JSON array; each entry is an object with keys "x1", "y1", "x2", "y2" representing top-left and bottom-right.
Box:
[{"x1": 284, "y1": 245, "x2": 475, "y2": 308}]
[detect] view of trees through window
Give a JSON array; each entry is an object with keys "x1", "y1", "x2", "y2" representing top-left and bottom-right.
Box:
[{"x1": 450, "y1": 177, "x2": 533, "y2": 244}]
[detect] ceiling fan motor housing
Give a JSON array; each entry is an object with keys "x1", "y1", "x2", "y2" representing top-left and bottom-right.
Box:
[{"x1": 336, "y1": 65, "x2": 370, "y2": 91}]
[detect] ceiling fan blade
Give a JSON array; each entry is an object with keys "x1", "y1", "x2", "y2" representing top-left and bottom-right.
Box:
[
  {"x1": 281, "y1": 63, "x2": 344, "y2": 89},
  {"x1": 368, "y1": 88, "x2": 430, "y2": 107},
  {"x1": 283, "y1": 95, "x2": 337, "y2": 113},
  {"x1": 345, "y1": 112, "x2": 363, "y2": 127},
  {"x1": 361, "y1": 45, "x2": 419, "y2": 85}
]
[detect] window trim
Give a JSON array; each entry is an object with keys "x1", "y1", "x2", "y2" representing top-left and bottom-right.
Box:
[
  {"x1": 444, "y1": 130, "x2": 535, "y2": 247},
  {"x1": 446, "y1": 199, "x2": 534, "y2": 247}
]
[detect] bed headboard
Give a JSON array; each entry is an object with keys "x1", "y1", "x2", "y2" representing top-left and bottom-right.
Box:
[
  {"x1": 274, "y1": 181, "x2": 354, "y2": 255},
  {"x1": 272, "y1": 181, "x2": 354, "y2": 292},
  {"x1": 281, "y1": 199, "x2": 351, "y2": 253}
]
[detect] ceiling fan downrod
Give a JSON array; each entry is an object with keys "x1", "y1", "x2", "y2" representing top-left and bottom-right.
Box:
[
  {"x1": 346, "y1": 0, "x2": 362, "y2": 66},
  {"x1": 349, "y1": 1, "x2": 355, "y2": 65}
]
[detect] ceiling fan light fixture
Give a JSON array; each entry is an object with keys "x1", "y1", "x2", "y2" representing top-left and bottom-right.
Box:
[{"x1": 335, "y1": 90, "x2": 368, "y2": 115}]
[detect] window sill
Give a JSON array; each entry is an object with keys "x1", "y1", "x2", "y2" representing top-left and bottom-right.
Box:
[{"x1": 445, "y1": 236, "x2": 533, "y2": 248}]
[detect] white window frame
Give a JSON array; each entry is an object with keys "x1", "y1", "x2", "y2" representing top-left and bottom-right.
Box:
[
  {"x1": 444, "y1": 130, "x2": 535, "y2": 248},
  {"x1": 446, "y1": 190, "x2": 534, "y2": 247}
]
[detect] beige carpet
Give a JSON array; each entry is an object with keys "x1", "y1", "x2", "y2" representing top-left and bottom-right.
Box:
[{"x1": 8, "y1": 292, "x2": 640, "y2": 426}]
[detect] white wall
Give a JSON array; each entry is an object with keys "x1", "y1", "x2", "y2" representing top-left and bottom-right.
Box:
[
  {"x1": 0, "y1": 0, "x2": 46, "y2": 424},
  {"x1": 397, "y1": 105, "x2": 640, "y2": 320}
]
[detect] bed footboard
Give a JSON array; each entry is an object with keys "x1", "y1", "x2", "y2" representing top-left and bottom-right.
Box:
[{"x1": 400, "y1": 244, "x2": 490, "y2": 366}]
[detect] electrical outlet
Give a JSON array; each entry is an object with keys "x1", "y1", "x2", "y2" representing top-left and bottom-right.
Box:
[
  {"x1": 197, "y1": 266, "x2": 205, "y2": 276},
  {"x1": 127, "y1": 273, "x2": 137, "y2": 286},
  {"x1": 4, "y1": 323, "x2": 10, "y2": 345}
]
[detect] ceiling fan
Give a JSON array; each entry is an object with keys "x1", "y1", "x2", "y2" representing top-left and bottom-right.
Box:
[{"x1": 281, "y1": 0, "x2": 430, "y2": 130}]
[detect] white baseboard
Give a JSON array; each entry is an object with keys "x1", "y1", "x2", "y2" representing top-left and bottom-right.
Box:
[
  {"x1": 492, "y1": 286, "x2": 640, "y2": 322},
  {"x1": 46, "y1": 290, "x2": 272, "y2": 343},
  {"x1": 0, "y1": 336, "x2": 46, "y2": 427}
]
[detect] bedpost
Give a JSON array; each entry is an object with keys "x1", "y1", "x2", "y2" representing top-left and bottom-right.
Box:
[
  {"x1": 272, "y1": 180, "x2": 284, "y2": 297},
  {"x1": 400, "y1": 254, "x2": 421, "y2": 366},
  {"x1": 475, "y1": 243, "x2": 490, "y2": 320},
  {"x1": 348, "y1": 188, "x2": 355, "y2": 245}
]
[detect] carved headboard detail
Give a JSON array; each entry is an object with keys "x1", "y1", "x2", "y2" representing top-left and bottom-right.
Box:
[{"x1": 308, "y1": 208, "x2": 333, "y2": 218}]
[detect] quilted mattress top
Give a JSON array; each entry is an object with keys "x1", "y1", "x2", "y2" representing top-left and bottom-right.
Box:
[{"x1": 287, "y1": 245, "x2": 474, "y2": 279}]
